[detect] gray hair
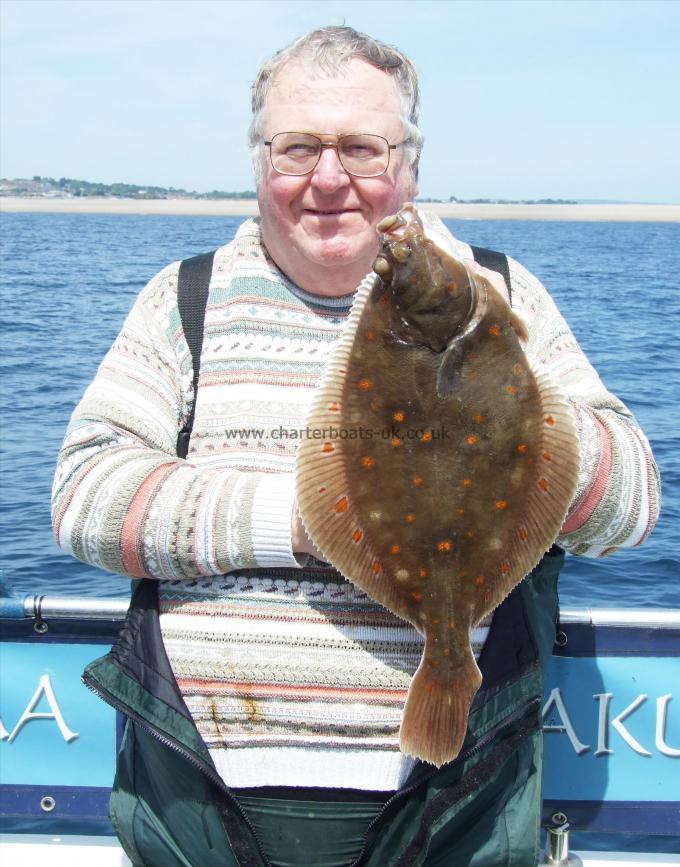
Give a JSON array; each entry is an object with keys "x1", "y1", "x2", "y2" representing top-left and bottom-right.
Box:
[{"x1": 249, "y1": 25, "x2": 423, "y2": 178}]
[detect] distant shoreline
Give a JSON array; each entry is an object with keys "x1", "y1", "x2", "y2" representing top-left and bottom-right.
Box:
[{"x1": 2, "y1": 196, "x2": 679, "y2": 222}]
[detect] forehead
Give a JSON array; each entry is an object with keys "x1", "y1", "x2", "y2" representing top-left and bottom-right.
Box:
[{"x1": 260, "y1": 58, "x2": 405, "y2": 137}]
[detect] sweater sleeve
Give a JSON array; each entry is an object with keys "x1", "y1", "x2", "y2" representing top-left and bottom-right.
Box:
[
  {"x1": 51, "y1": 260, "x2": 302, "y2": 580},
  {"x1": 507, "y1": 257, "x2": 660, "y2": 557}
]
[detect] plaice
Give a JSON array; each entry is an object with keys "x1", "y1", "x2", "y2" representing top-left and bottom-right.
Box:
[{"x1": 295, "y1": 203, "x2": 579, "y2": 767}]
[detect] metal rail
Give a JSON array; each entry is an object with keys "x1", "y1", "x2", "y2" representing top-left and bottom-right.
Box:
[{"x1": 0, "y1": 594, "x2": 677, "y2": 627}]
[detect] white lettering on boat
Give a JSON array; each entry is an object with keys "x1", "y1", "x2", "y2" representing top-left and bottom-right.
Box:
[
  {"x1": 543, "y1": 688, "x2": 679, "y2": 758},
  {"x1": 0, "y1": 674, "x2": 78, "y2": 743},
  {"x1": 543, "y1": 687, "x2": 590, "y2": 754}
]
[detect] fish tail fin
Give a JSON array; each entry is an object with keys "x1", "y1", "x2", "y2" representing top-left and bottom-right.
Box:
[{"x1": 400, "y1": 653, "x2": 482, "y2": 768}]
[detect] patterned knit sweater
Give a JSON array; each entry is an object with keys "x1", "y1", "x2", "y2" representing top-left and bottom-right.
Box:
[{"x1": 52, "y1": 217, "x2": 660, "y2": 790}]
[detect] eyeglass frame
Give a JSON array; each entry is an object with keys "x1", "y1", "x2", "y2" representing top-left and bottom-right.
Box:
[{"x1": 262, "y1": 132, "x2": 411, "y2": 179}]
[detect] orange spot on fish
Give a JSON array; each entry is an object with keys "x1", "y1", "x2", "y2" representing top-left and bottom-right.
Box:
[
  {"x1": 393, "y1": 410, "x2": 405, "y2": 422},
  {"x1": 489, "y1": 325, "x2": 500, "y2": 337},
  {"x1": 446, "y1": 282, "x2": 458, "y2": 294},
  {"x1": 328, "y1": 402, "x2": 339, "y2": 412},
  {"x1": 462, "y1": 478, "x2": 472, "y2": 487},
  {"x1": 372, "y1": 559, "x2": 382, "y2": 574},
  {"x1": 519, "y1": 527, "x2": 528, "y2": 541},
  {"x1": 474, "y1": 575, "x2": 486, "y2": 586},
  {"x1": 389, "y1": 544, "x2": 401, "y2": 555},
  {"x1": 448, "y1": 621, "x2": 456, "y2": 630},
  {"x1": 467, "y1": 435, "x2": 477, "y2": 445},
  {"x1": 473, "y1": 413, "x2": 484, "y2": 424},
  {"x1": 436, "y1": 540, "x2": 452, "y2": 552},
  {"x1": 410, "y1": 591, "x2": 423, "y2": 602},
  {"x1": 545, "y1": 415, "x2": 555, "y2": 426},
  {"x1": 379, "y1": 295, "x2": 389, "y2": 307},
  {"x1": 539, "y1": 478, "x2": 549, "y2": 492},
  {"x1": 466, "y1": 529, "x2": 474, "y2": 539},
  {"x1": 421, "y1": 430, "x2": 433, "y2": 442},
  {"x1": 318, "y1": 486, "x2": 326, "y2": 494},
  {"x1": 458, "y1": 507, "x2": 465, "y2": 516},
  {"x1": 405, "y1": 513, "x2": 415, "y2": 524},
  {"x1": 418, "y1": 568, "x2": 428, "y2": 579},
  {"x1": 391, "y1": 437, "x2": 402, "y2": 447},
  {"x1": 495, "y1": 499, "x2": 508, "y2": 510},
  {"x1": 501, "y1": 561, "x2": 510, "y2": 574},
  {"x1": 365, "y1": 330, "x2": 375, "y2": 341},
  {"x1": 358, "y1": 378, "x2": 372, "y2": 391},
  {"x1": 412, "y1": 475, "x2": 423, "y2": 486},
  {"x1": 322, "y1": 443, "x2": 334, "y2": 453},
  {"x1": 513, "y1": 363, "x2": 523, "y2": 376},
  {"x1": 352, "y1": 529, "x2": 363, "y2": 543},
  {"x1": 507, "y1": 385, "x2": 517, "y2": 395},
  {"x1": 335, "y1": 497, "x2": 348, "y2": 513},
  {"x1": 443, "y1": 648, "x2": 450, "y2": 656},
  {"x1": 361, "y1": 456, "x2": 375, "y2": 469},
  {"x1": 542, "y1": 451, "x2": 552, "y2": 461},
  {"x1": 516, "y1": 443, "x2": 527, "y2": 454}
]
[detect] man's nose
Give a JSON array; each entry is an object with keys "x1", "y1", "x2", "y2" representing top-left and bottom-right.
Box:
[{"x1": 310, "y1": 147, "x2": 351, "y2": 193}]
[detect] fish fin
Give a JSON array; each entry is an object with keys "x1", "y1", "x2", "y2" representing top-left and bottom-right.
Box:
[
  {"x1": 482, "y1": 365, "x2": 580, "y2": 614},
  {"x1": 296, "y1": 274, "x2": 400, "y2": 604},
  {"x1": 435, "y1": 341, "x2": 465, "y2": 397},
  {"x1": 400, "y1": 649, "x2": 482, "y2": 767}
]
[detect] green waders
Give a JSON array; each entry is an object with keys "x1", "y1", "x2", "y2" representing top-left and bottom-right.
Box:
[{"x1": 83, "y1": 547, "x2": 563, "y2": 867}]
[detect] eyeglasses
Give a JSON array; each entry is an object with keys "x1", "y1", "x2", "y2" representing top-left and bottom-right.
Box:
[{"x1": 264, "y1": 132, "x2": 409, "y2": 178}]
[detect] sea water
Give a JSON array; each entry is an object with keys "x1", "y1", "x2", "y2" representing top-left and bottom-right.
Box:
[{"x1": 1, "y1": 211, "x2": 677, "y2": 605}]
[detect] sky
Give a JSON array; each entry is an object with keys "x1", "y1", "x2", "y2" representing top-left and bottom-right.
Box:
[{"x1": 1, "y1": 0, "x2": 679, "y2": 203}]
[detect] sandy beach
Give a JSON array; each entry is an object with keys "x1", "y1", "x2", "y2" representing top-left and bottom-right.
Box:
[{"x1": 2, "y1": 196, "x2": 679, "y2": 222}]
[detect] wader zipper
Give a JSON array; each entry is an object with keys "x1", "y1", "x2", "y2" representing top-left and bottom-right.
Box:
[
  {"x1": 349, "y1": 695, "x2": 542, "y2": 867},
  {"x1": 85, "y1": 667, "x2": 539, "y2": 867},
  {"x1": 82, "y1": 672, "x2": 273, "y2": 867}
]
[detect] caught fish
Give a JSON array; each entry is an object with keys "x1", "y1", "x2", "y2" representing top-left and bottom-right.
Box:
[{"x1": 295, "y1": 203, "x2": 579, "y2": 767}]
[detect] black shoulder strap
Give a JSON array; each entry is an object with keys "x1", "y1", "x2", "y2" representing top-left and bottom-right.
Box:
[
  {"x1": 175, "y1": 250, "x2": 216, "y2": 458},
  {"x1": 469, "y1": 245, "x2": 512, "y2": 304}
]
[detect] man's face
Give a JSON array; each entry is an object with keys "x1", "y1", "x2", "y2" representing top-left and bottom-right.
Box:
[{"x1": 256, "y1": 59, "x2": 418, "y2": 296}]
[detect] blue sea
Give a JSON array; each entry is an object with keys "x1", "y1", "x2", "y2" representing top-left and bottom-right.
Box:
[{"x1": 1, "y1": 212, "x2": 677, "y2": 606}]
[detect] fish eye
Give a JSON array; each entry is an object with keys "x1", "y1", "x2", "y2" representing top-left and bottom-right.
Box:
[
  {"x1": 391, "y1": 242, "x2": 412, "y2": 263},
  {"x1": 374, "y1": 256, "x2": 392, "y2": 279}
]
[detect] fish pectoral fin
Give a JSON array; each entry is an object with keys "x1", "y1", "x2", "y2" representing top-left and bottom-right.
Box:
[
  {"x1": 400, "y1": 648, "x2": 482, "y2": 767},
  {"x1": 435, "y1": 340, "x2": 466, "y2": 397}
]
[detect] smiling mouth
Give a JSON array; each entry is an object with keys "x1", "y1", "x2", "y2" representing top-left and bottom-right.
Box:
[{"x1": 303, "y1": 208, "x2": 360, "y2": 216}]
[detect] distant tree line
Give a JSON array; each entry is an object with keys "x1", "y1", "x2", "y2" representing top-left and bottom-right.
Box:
[
  {"x1": 2, "y1": 177, "x2": 576, "y2": 205},
  {"x1": 18, "y1": 176, "x2": 258, "y2": 199},
  {"x1": 415, "y1": 195, "x2": 578, "y2": 205}
]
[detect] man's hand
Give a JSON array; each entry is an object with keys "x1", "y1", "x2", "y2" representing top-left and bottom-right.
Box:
[
  {"x1": 292, "y1": 502, "x2": 324, "y2": 560},
  {"x1": 465, "y1": 259, "x2": 511, "y2": 306}
]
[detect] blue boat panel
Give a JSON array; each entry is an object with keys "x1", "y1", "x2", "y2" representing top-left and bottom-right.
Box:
[
  {"x1": 543, "y1": 654, "x2": 680, "y2": 820},
  {"x1": 0, "y1": 643, "x2": 117, "y2": 787},
  {"x1": 542, "y1": 800, "x2": 680, "y2": 835},
  {"x1": 1, "y1": 615, "x2": 122, "y2": 643},
  {"x1": 555, "y1": 621, "x2": 680, "y2": 657},
  {"x1": 0, "y1": 784, "x2": 114, "y2": 835}
]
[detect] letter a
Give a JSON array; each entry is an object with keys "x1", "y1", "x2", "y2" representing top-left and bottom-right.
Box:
[
  {"x1": 8, "y1": 674, "x2": 79, "y2": 743},
  {"x1": 542, "y1": 688, "x2": 589, "y2": 755}
]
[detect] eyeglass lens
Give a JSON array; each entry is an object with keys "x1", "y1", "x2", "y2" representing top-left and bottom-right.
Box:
[{"x1": 269, "y1": 133, "x2": 390, "y2": 178}]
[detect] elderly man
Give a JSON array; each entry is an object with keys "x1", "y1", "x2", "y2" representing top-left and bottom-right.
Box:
[{"x1": 53, "y1": 25, "x2": 658, "y2": 867}]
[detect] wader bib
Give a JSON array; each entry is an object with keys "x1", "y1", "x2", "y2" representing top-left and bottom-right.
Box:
[{"x1": 83, "y1": 245, "x2": 564, "y2": 866}]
